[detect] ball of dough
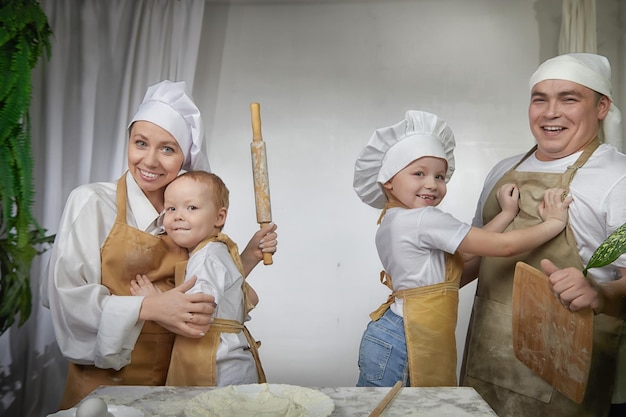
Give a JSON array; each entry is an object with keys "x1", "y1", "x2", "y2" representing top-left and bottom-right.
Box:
[{"x1": 75, "y1": 397, "x2": 110, "y2": 417}]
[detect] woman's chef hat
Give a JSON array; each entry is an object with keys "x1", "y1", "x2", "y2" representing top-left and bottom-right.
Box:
[
  {"x1": 353, "y1": 110, "x2": 456, "y2": 209},
  {"x1": 129, "y1": 80, "x2": 211, "y2": 171},
  {"x1": 529, "y1": 53, "x2": 623, "y2": 151}
]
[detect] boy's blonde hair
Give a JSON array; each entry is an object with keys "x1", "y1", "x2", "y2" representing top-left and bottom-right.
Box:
[{"x1": 175, "y1": 170, "x2": 229, "y2": 211}]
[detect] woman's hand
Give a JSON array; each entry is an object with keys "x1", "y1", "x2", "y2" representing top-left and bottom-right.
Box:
[
  {"x1": 137, "y1": 276, "x2": 216, "y2": 338},
  {"x1": 240, "y1": 223, "x2": 278, "y2": 276}
]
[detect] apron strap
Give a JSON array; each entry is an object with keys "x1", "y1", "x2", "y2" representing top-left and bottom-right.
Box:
[
  {"x1": 114, "y1": 173, "x2": 128, "y2": 224},
  {"x1": 510, "y1": 138, "x2": 600, "y2": 193},
  {"x1": 174, "y1": 260, "x2": 188, "y2": 287},
  {"x1": 561, "y1": 137, "x2": 600, "y2": 190},
  {"x1": 369, "y1": 271, "x2": 395, "y2": 321}
]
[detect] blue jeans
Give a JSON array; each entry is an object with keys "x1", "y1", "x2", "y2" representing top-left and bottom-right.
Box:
[{"x1": 356, "y1": 308, "x2": 409, "y2": 387}]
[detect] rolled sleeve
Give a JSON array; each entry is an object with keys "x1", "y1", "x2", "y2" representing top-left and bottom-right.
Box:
[{"x1": 95, "y1": 295, "x2": 145, "y2": 370}]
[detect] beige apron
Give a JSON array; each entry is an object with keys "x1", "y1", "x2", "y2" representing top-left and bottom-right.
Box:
[
  {"x1": 166, "y1": 233, "x2": 266, "y2": 386},
  {"x1": 370, "y1": 251, "x2": 464, "y2": 386},
  {"x1": 461, "y1": 139, "x2": 623, "y2": 417},
  {"x1": 60, "y1": 174, "x2": 188, "y2": 409}
]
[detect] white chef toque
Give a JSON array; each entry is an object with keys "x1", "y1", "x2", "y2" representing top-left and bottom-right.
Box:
[
  {"x1": 354, "y1": 110, "x2": 456, "y2": 209},
  {"x1": 129, "y1": 80, "x2": 211, "y2": 171}
]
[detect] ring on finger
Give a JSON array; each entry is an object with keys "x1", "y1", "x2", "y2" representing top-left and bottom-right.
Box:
[{"x1": 189, "y1": 313, "x2": 194, "y2": 323}]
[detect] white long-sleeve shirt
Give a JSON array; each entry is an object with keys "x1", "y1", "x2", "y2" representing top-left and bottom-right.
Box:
[{"x1": 42, "y1": 172, "x2": 160, "y2": 370}]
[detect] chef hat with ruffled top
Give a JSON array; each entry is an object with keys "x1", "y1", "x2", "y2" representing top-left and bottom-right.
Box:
[
  {"x1": 353, "y1": 110, "x2": 456, "y2": 209},
  {"x1": 529, "y1": 53, "x2": 623, "y2": 151},
  {"x1": 129, "y1": 80, "x2": 211, "y2": 171}
]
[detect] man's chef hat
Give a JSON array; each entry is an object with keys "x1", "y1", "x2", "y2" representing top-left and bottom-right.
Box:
[
  {"x1": 353, "y1": 110, "x2": 456, "y2": 209},
  {"x1": 129, "y1": 80, "x2": 211, "y2": 171},
  {"x1": 529, "y1": 53, "x2": 623, "y2": 151}
]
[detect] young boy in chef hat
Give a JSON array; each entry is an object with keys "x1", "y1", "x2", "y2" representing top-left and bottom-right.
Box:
[{"x1": 353, "y1": 110, "x2": 572, "y2": 388}]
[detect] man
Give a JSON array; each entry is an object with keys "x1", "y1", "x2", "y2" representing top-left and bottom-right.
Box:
[{"x1": 460, "y1": 53, "x2": 625, "y2": 417}]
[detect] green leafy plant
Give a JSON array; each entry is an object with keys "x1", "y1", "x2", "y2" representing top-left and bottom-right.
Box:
[
  {"x1": 583, "y1": 223, "x2": 626, "y2": 277},
  {"x1": 0, "y1": 0, "x2": 54, "y2": 334}
]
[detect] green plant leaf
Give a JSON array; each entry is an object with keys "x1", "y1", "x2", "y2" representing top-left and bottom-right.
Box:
[
  {"x1": 583, "y1": 223, "x2": 626, "y2": 276},
  {"x1": 0, "y1": 0, "x2": 53, "y2": 334}
]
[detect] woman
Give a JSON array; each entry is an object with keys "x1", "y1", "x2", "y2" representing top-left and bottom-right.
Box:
[{"x1": 42, "y1": 80, "x2": 278, "y2": 409}]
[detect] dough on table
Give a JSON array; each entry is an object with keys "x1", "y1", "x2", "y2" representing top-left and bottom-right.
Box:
[{"x1": 185, "y1": 384, "x2": 333, "y2": 417}]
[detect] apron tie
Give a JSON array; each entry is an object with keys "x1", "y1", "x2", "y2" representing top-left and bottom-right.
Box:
[{"x1": 369, "y1": 271, "x2": 395, "y2": 321}]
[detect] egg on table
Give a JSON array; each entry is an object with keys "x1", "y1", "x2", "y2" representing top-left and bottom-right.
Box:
[{"x1": 75, "y1": 397, "x2": 113, "y2": 417}]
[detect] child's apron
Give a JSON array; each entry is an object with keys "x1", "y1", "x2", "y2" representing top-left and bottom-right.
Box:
[
  {"x1": 165, "y1": 233, "x2": 266, "y2": 386},
  {"x1": 59, "y1": 174, "x2": 187, "y2": 409},
  {"x1": 370, "y1": 251, "x2": 464, "y2": 386},
  {"x1": 461, "y1": 138, "x2": 623, "y2": 417}
]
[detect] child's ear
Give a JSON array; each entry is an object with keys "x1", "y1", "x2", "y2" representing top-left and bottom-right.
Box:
[
  {"x1": 215, "y1": 207, "x2": 227, "y2": 228},
  {"x1": 383, "y1": 180, "x2": 393, "y2": 190}
]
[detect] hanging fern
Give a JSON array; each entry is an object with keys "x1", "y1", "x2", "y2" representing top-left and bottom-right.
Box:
[{"x1": 0, "y1": 0, "x2": 54, "y2": 335}]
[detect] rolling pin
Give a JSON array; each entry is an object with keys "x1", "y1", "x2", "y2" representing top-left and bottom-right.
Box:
[{"x1": 250, "y1": 102, "x2": 273, "y2": 265}]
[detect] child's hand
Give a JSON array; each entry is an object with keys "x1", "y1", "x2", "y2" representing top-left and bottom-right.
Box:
[
  {"x1": 538, "y1": 188, "x2": 572, "y2": 224},
  {"x1": 240, "y1": 223, "x2": 278, "y2": 276},
  {"x1": 130, "y1": 274, "x2": 162, "y2": 297},
  {"x1": 496, "y1": 183, "x2": 520, "y2": 217}
]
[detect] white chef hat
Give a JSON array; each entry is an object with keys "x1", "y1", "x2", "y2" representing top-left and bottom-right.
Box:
[
  {"x1": 129, "y1": 80, "x2": 211, "y2": 171},
  {"x1": 529, "y1": 53, "x2": 623, "y2": 151},
  {"x1": 353, "y1": 110, "x2": 456, "y2": 209}
]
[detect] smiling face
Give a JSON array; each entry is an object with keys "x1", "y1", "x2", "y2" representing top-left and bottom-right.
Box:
[
  {"x1": 529, "y1": 79, "x2": 610, "y2": 161},
  {"x1": 382, "y1": 156, "x2": 447, "y2": 209},
  {"x1": 127, "y1": 121, "x2": 185, "y2": 210},
  {"x1": 162, "y1": 175, "x2": 227, "y2": 252}
]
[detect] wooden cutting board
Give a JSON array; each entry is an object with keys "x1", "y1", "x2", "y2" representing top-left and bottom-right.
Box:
[{"x1": 511, "y1": 262, "x2": 594, "y2": 404}]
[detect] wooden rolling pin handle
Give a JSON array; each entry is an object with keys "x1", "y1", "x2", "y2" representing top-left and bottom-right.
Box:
[
  {"x1": 251, "y1": 102, "x2": 262, "y2": 141},
  {"x1": 260, "y1": 222, "x2": 273, "y2": 265},
  {"x1": 368, "y1": 381, "x2": 402, "y2": 417}
]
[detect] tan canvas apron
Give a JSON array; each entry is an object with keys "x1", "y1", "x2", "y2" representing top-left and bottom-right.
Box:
[
  {"x1": 166, "y1": 234, "x2": 266, "y2": 386},
  {"x1": 60, "y1": 174, "x2": 187, "y2": 409},
  {"x1": 461, "y1": 139, "x2": 623, "y2": 417},
  {"x1": 370, "y1": 251, "x2": 464, "y2": 386}
]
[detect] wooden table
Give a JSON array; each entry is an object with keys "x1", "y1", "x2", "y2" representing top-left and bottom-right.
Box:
[{"x1": 75, "y1": 385, "x2": 499, "y2": 416}]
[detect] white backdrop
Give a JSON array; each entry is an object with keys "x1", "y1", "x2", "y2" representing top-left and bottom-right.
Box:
[{"x1": 1, "y1": 1, "x2": 624, "y2": 416}]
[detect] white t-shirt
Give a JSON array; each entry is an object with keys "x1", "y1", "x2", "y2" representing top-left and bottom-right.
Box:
[
  {"x1": 185, "y1": 242, "x2": 257, "y2": 386},
  {"x1": 473, "y1": 143, "x2": 626, "y2": 283},
  {"x1": 376, "y1": 207, "x2": 471, "y2": 317}
]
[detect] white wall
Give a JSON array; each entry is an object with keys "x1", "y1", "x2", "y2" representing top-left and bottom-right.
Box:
[{"x1": 191, "y1": 0, "x2": 625, "y2": 387}]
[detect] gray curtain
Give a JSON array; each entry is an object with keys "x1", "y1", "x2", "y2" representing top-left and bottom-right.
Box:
[{"x1": 0, "y1": 1, "x2": 206, "y2": 416}]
